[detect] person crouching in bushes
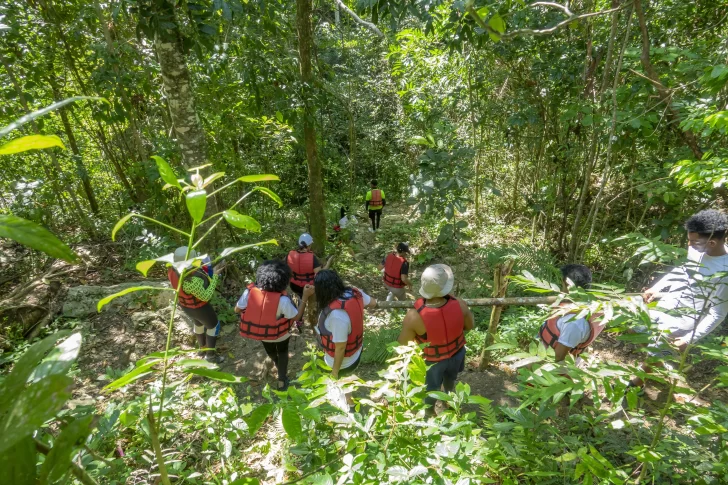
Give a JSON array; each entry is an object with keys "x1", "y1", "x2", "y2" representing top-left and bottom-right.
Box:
[
  {"x1": 167, "y1": 247, "x2": 226, "y2": 364},
  {"x1": 539, "y1": 264, "x2": 605, "y2": 363},
  {"x1": 236, "y1": 260, "x2": 313, "y2": 391},
  {"x1": 313, "y1": 270, "x2": 377, "y2": 381},
  {"x1": 397, "y1": 264, "x2": 474, "y2": 410}
]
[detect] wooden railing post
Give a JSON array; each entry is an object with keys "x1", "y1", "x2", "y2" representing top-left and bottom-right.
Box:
[{"x1": 479, "y1": 260, "x2": 514, "y2": 369}]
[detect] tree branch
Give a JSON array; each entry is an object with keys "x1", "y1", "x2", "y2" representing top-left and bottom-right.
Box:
[{"x1": 333, "y1": 0, "x2": 385, "y2": 39}]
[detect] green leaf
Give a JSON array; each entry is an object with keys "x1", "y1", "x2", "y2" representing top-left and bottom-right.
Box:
[
  {"x1": 245, "y1": 403, "x2": 273, "y2": 436},
  {"x1": 152, "y1": 156, "x2": 182, "y2": 189},
  {"x1": 38, "y1": 415, "x2": 94, "y2": 484},
  {"x1": 29, "y1": 333, "x2": 82, "y2": 383},
  {"x1": 223, "y1": 210, "x2": 261, "y2": 232},
  {"x1": 237, "y1": 174, "x2": 280, "y2": 183},
  {"x1": 554, "y1": 452, "x2": 578, "y2": 462},
  {"x1": 229, "y1": 478, "x2": 261, "y2": 485},
  {"x1": 0, "y1": 135, "x2": 65, "y2": 155},
  {"x1": 0, "y1": 436, "x2": 36, "y2": 484},
  {"x1": 427, "y1": 391, "x2": 453, "y2": 402},
  {"x1": 282, "y1": 406, "x2": 303, "y2": 441},
  {"x1": 217, "y1": 239, "x2": 278, "y2": 260},
  {"x1": 0, "y1": 215, "x2": 78, "y2": 262},
  {"x1": 0, "y1": 97, "x2": 109, "y2": 139},
  {"x1": 103, "y1": 360, "x2": 159, "y2": 391},
  {"x1": 111, "y1": 213, "x2": 135, "y2": 241},
  {"x1": 0, "y1": 374, "x2": 73, "y2": 454},
  {"x1": 0, "y1": 331, "x2": 70, "y2": 415},
  {"x1": 184, "y1": 368, "x2": 249, "y2": 383},
  {"x1": 202, "y1": 172, "x2": 225, "y2": 188},
  {"x1": 408, "y1": 355, "x2": 427, "y2": 386},
  {"x1": 489, "y1": 13, "x2": 505, "y2": 34},
  {"x1": 97, "y1": 286, "x2": 173, "y2": 312},
  {"x1": 186, "y1": 189, "x2": 207, "y2": 223},
  {"x1": 136, "y1": 260, "x2": 157, "y2": 277},
  {"x1": 484, "y1": 342, "x2": 517, "y2": 351},
  {"x1": 409, "y1": 135, "x2": 431, "y2": 146},
  {"x1": 252, "y1": 186, "x2": 283, "y2": 208}
]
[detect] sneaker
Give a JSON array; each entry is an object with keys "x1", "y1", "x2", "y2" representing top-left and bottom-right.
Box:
[
  {"x1": 368, "y1": 227, "x2": 374, "y2": 233},
  {"x1": 205, "y1": 353, "x2": 225, "y2": 364}
]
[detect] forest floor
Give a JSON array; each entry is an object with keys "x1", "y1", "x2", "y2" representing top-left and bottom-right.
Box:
[{"x1": 2, "y1": 202, "x2": 727, "y2": 431}]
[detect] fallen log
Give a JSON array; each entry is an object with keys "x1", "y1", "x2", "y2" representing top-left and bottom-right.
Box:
[{"x1": 372, "y1": 296, "x2": 559, "y2": 310}]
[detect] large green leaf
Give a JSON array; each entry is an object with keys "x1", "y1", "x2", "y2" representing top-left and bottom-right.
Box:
[
  {"x1": 0, "y1": 374, "x2": 73, "y2": 454},
  {"x1": 103, "y1": 360, "x2": 159, "y2": 391},
  {"x1": 97, "y1": 286, "x2": 173, "y2": 312},
  {"x1": 111, "y1": 213, "x2": 135, "y2": 241},
  {"x1": 0, "y1": 215, "x2": 78, "y2": 262},
  {"x1": 218, "y1": 239, "x2": 278, "y2": 259},
  {"x1": 282, "y1": 405, "x2": 303, "y2": 441},
  {"x1": 0, "y1": 135, "x2": 65, "y2": 155},
  {"x1": 223, "y1": 210, "x2": 261, "y2": 232},
  {"x1": 136, "y1": 260, "x2": 157, "y2": 277},
  {"x1": 29, "y1": 333, "x2": 82, "y2": 383},
  {"x1": 0, "y1": 435, "x2": 36, "y2": 484},
  {"x1": 252, "y1": 186, "x2": 283, "y2": 208},
  {"x1": 0, "y1": 331, "x2": 71, "y2": 415},
  {"x1": 489, "y1": 13, "x2": 506, "y2": 34},
  {"x1": 184, "y1": 368, "x2": 249, "y2": 383},
  {"x1": 245, "y1": 404, "x2": 273, "y2": 436},
  {"x1": 237, "y1": 174, "x2": 280, "y2": 183},
  {"x1": 38, "y1": 415, "x2": 94, "y2": 484},
  {"x1": 229, "y1": 479, "x2": 261, "y2": 485},
  {"x1": 0, "y1": 97, "x2": 108, "y2": 139},
  {"x1": 152, "y1": 155, "x2": 182, "y2": 189},
  {"x1": 186, "y1": 189, "x2": 207, "y2": 223}
]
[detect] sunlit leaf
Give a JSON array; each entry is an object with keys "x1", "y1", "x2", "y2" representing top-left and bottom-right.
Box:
[
  {"x1": 203, "y1": 172, "x2": 225, "y2": 187},
  {"x1": 152, "y1": 155, "x2": 182, "y2": 189},
  {"x1": 223, "y1": 210, "x2": 261, "y2": 232},
  {"x1": 237, "y1": 174, "x2": 280, "y2": 183},
  {"x1": 0, "y1": 97, "x2": 109, "y2": 138},
  {"x1": 0, "y1": 135, "x2": 65, "y2": 155},
  {"x1": 29, "y1": 333, "x2": 82, "y2": 383},
  {"x1": 252, "y1": 186, "x2": 283, "y2": 208},
  {"x1": 136, "y1": 260, "x2": 157, "y2": 277},
  {"x1": 184, "y1": 368, "x2": 249, "y2": 384},
  {"x1": 282, "y1": 405, "x2": 303, "y2": 441},
  {"x1": 111, "y1": 213, "x2": 135, "y2": 241},
  {"x1": 186, "y1": 189, "x2": 207, "y2": 223},
  {"x1": 103, "y1": 360, "x2": 159, "y2": 391},
  {"x1": 218, "y1": 240, "x2": 278, "y2": 259},
  {"x1": 97, "y1": 286, "x2": 173, "y2": 312},
  {"x1": 0, "y1": 215, "x2": 78, "y2": 262}
]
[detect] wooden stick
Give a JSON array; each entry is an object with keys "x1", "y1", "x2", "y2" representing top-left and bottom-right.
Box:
[{"x1": 371, "y1": 295, "x2": 559, "y2": 310}]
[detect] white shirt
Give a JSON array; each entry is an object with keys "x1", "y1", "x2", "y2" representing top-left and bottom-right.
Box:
[
  {"x1": 316, "y1": 287, "x2": 371, "y2": 369},
  {"x1": 339, "y1": 215, "x2": 356, "y2": 228},
  {"x1": 237, "y1": 288, "x2": 299, "y2": 342},
  {"x1": 554, "y1": 314, "x2": 592, "y2": 349},
  {"x1": 649, "y1": 246, "x2": 728, "y2": 341}
]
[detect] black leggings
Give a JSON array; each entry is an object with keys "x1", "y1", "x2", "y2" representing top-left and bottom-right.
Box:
[
  {"x1": 368, "y1": 209, "x2": 382, "y2": 230},
  {"x1": 262, "y1": 338, "x2": 290, "y2": 381},
  {"x1": 180, "y1": 303, "x2": 218, "y2": 330}
]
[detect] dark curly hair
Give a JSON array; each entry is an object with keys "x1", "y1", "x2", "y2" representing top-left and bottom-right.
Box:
[
  {"x1": 256, "y1": 259, "x2": 291, "y2": 293},
  {"x1": 685, "y1": 210, "x2": 728, "y2": 239},
  {"x1": 561, "y1": 264, "x2": 592, "y2": 289},
  {"x1": 314, "y1": 269, "x2": 351, "y2": 312}
]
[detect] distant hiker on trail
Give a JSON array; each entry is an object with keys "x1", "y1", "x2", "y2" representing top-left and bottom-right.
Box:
[
  {"x1": 379, "y1": 242, "x2": 412, "y2": 301},
  {"x1": 167, "y1": 247, "x2": 225, "y2": 364},
  {"x1": 539, "y1": 264, "x2": 605, "y2": 363},
  {"x1": 313, "y1": 269, "x2": 377, "y2": 381},
  {"x1": 287, "y1": 233, "x2": 323, "y2": 300},
  {"x1": 397, "y1": 264, "x2": 474, "y2": 408},
  {"x1": 629, "y1": 209, "x2": 728, "y2": 390},
  {"x1": 365, "y1": 179, "x2": 385, "y2": 232},
  {"x1": 236, "y1": 260, "x2": 313, "y2": 391},
  {"x1": 332, "y1": 207, "x2": 356, "y2": 245}
]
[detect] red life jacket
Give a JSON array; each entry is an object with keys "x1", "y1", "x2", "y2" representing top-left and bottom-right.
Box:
[
  {"x1": 539, "y1": 309, "x2": 605, "y2": 356},
  {"x1": 414, "y1": 297, "x2": 466, "y2": 362},
  {"x1": 167, "y1": 267, "x2": 207, "y2": 309},
  {"x1": 370, "y1": 189, "x2": 382, "y2": 207},
  {"x1": 318, "y1": 289, "x2": 364, "y2": 357},
  {"x1": 383, "y1": 253, "x2": 406, "y2": 288},
  {"x1": 239, "y1": 284, "x2": 291, "y2": 341},
  {"x1": 287, "y1": 250, "x2": 316, "y2": 287}
]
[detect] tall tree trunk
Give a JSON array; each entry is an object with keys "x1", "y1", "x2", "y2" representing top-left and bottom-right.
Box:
[
  {"x1": 49, "y1": 76, "x2": 100, "y2": 214},
  {"x1": 297, "y1": 0, "x2": 326, "y2": 255},
  {"x1": 633, "y1": 0, "x2": 702, "y2": 159},
  {"x1": 152, "y1": 4, "x2": 208, "y2": 168}
]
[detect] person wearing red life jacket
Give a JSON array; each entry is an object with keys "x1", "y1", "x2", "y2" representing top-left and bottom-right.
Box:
[
  {"x1": 313, "y1": 270, "x2": 377, "y2": 379},
  {"x1": 538, "y1": 264, "x2": 605, "y2": 363},
  {"x1": 378, "y1": 242, "x2": 412, "y2": 301},
  {"x1": 365, "y1": 179, "x2": 385, "y2": 232},
  {"x1": 167, "y1": 247, "x2": 226, "y2": 363},
  {"x1": 235, "y1": 260, "x2": 313, "y2": 390},
  {"x1": 287, "y1": 233, "x2": 323, "y2": 299},
  {"x1": 397, "y1": 264, "x2": 474, "y2": 407}
]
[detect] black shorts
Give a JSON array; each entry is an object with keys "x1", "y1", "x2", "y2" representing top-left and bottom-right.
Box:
[
  {"x1": 425, "y1": 346, "x2": 466, "y2": 391},
  {"x1": 337, "y1": 353, "x2": 361, "y2": 377}
]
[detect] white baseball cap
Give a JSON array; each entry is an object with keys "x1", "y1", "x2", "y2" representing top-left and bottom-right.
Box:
[
  {"x1": 174, "y1": 246, "x2": 198, "y2": 262},
  {"x1": 419, "y1": 264, "x2": 455, "y2": 299},
  {"x1": 298, "y1": 233, "x2": 314, "y2": 247}
]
